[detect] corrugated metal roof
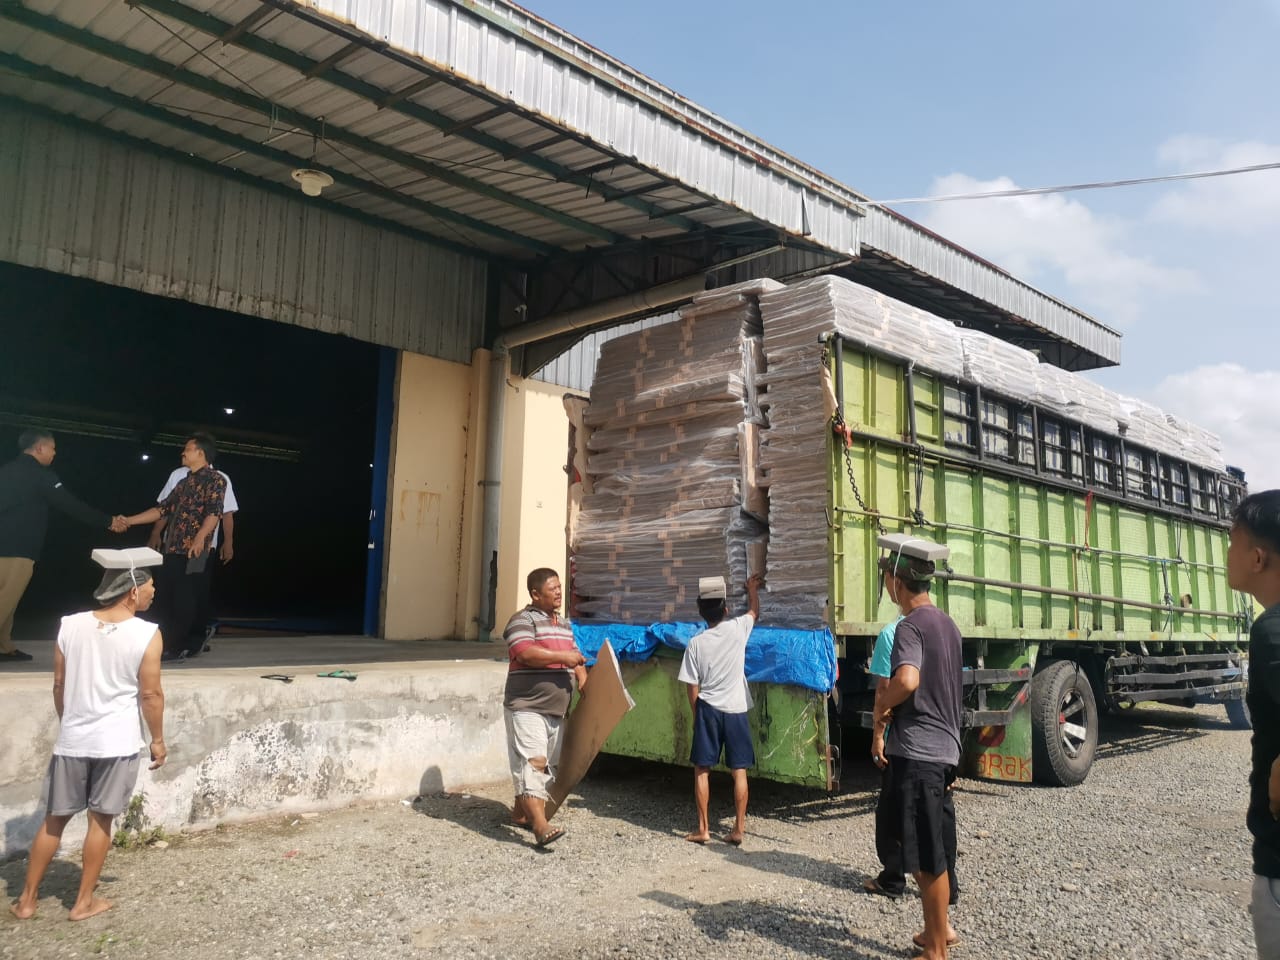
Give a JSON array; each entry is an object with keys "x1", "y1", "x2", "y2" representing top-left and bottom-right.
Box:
[
  {"x1": 531, "y1": 311, "x2": 678, "y2": 393},
  {"x1": 859, "y1": 209, "x2": 1118, "y2": 360},
  {"x1": 0, "y1": 0, "x2": 1120, "y2": 367},
  {"x1": 0, "y1": 101, "x2": 487, "y2": 359}
]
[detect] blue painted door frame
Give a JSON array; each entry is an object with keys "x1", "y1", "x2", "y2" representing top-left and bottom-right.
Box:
[{"x1": 363, "y1": 346, "x2": 397, "y2": 636}]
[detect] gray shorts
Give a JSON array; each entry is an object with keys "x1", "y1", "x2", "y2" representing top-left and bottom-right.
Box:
[
  {"x1": 505, "y1": 708, "x2": 563, "y2": 802},
  {"x1": 43, "y1": 754, "x2": 142, "y2": 817}
]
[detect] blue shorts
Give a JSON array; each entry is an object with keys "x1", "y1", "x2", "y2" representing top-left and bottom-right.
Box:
[{"x1": 691, "y1": 700, "x2": 754, "y2": 770}]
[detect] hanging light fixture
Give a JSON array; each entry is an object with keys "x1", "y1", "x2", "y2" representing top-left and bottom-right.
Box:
[
  {"x1": 291, "y1": 120, "x2": 333, "y2": 198},
  {"x1": 291, "y1": 168, "x2": 333, "y2": 197}
]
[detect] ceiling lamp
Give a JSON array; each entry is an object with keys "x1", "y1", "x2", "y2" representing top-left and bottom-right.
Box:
[
  {"x1": 291, "y1": 168, "x2": 333, "y2": 197},
  {"x1": 291, "y1": 122, "x2": 333, "y2": 197}
]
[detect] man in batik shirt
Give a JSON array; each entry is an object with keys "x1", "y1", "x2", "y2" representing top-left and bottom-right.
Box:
[{"x1": 120, "y1": 433, "x2": 225, "y2": 660}]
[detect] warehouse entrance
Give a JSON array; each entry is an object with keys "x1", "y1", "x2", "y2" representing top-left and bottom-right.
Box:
[{"x1": 0, "y1": 262, "x2": 383, "y2": 641}]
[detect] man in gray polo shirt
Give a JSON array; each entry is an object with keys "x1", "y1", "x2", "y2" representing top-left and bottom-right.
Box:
[{"x1": 872, "y1": 535, "x2": 963, "y2": 960}]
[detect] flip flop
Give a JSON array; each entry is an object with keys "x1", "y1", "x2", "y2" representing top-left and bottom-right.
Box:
[
  {"x1": 912, "y1": 932, "x2": 961, "y2": 950},
  {"x1": 317, "y1": 670, "x2": 357, "y2": 681},
  {"x1": 863, "y1": 877, "x2": 904, "y2": 899},
  {"x1": 261, "y1": 674, "x2": 294, "y2": 683},
  {"x1": 510, "y1": 819, "x2": 532, "y2": 831},
  {"x1": 535, "y1": 826, "x2": 565, "y2": 847}
]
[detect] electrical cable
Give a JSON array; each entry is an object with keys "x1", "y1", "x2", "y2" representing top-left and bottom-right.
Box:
[{"x1": 867, "y1": 161, "x2": 1280, "y2": 206}]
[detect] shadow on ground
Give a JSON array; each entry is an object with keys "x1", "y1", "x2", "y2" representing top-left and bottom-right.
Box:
[
  {"x1": 641, "y1": 890, "x2": 904, "y2": 960},
  {"x1": 407, "y1": 765, "x2": 542, "y2": 851},
  {"x1": 1, "y1": 855, "x2": 115, "y2": 914},
  {"x1": 1094, "y1": 703, "x2": 1228, "y2": 761}
]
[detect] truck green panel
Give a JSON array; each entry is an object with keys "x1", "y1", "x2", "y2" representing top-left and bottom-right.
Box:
[
  {"x1": 831, "y1": 340, "x2": 1247, "y2": 781},
  {"x1": 603, "y1": 650, "x2": 833, "y2": 789},
  {"x1": 596, "y1": 335, "x2": 1246, "y2": 790}
]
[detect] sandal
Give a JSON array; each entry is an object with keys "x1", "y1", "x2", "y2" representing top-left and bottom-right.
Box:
[
  {"x1": 863, "y1": 877, "x2": 904, "y2": 899},
  {"x1": 317, "y1": 670, "x2": 357, "y2": 681},
  {"x1": 912, "y1": 931, "x2": 961, "y2": 950},
  {"x1": 535, "y1": 826, "x2": 565, "y2": 847}
]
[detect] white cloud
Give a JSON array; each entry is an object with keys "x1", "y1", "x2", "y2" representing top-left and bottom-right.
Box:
[
  {"x1": 1149, "y1": 136, "x2": 1280, "y2": 232},
  {"x1": 917, "y1": 174, "x2": 1200, "y2": 327},
  {"x1": 1146, "y1": 363, "x2": 1280, "y2": 489}
]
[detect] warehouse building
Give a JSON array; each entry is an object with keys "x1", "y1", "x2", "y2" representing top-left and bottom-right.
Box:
[{"x1": 0, "y1": 0, "x2": 1119, "y2": 644}]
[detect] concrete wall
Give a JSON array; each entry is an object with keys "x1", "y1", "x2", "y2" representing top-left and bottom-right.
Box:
[
  {"x1": 382, "y1": 351, "x2": 483, "y2": 641},
  {"x1": 0, "y1": 662, "x2": 509, "y2": 859},
  {"x1": 496, "y1": 378, "x2": 580, "y2": 627},
  {"x1": 380, "y1": 348, "x2": 580, "y2": 643}
]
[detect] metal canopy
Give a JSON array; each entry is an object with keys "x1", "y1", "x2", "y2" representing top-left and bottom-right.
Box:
[{"x1": 0, "y1": 0, "x2": 1120, "y2": 369}]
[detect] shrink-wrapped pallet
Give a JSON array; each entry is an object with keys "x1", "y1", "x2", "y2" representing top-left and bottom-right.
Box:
[
  {"x1": 573, "y1": 272, "x2": 1229, "y2": 632},
  {"x1": 572, "y1": 281, "x2": 777, "y2": 623}
]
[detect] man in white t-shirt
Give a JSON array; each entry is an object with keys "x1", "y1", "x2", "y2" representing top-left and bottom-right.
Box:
[
  {"x1": 677, "y1": 572, "x2": 762, "y2": 846},
  {"x1": 10, "y1": 547, "x2": 166, "y2": 922},
  {"x1": 147, "y1": 457, "x2": 238, "y2": 655}
]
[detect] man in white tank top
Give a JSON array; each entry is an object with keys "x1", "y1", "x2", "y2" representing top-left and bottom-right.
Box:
[{"x1": 10, "y1": 548, "x2": 166, "y2": 922}]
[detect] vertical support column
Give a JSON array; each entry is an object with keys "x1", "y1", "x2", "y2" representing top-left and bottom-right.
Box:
[
  {"x1": 363, "y1": 346, "x2": 398, "y2": 638},
  {"x1": 478, "y1": 345, "x2": 510, "y2": 640}
]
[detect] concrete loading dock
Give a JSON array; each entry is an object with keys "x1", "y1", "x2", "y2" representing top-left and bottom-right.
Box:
[{"x1": 0, "y1": 639, "x2": 510, "y2": 859}]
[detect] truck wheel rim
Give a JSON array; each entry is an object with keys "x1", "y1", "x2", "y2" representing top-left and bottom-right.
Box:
[{"x1": 1058, "y1": 691, "x2": 1089, "y2": 758}]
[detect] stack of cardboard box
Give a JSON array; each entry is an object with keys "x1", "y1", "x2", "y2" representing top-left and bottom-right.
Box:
[{"x1": 571, "y1": 282, "x2": 774, "y2": 623}]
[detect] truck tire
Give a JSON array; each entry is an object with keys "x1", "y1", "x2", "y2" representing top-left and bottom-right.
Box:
[
  {"x1": 1031, "y1": 660, "x2": 1099, "y2": 787},
  {"x1": 1226, "y1": 697, "x2": 1252, "y2": 730}
]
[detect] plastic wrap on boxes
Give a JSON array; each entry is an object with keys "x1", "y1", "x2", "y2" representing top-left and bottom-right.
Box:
[
  {"x1": 958, "y1": 331, "x2": 1040, "y2": 395},
  {"x1": 573, "y1": 294, "x2": 771, "y2": 626},
  {"x1": 574, "y1": 271, "x2": 1230, "y2": 637}
]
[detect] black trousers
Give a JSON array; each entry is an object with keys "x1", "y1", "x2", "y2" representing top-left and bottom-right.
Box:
[
  {"x1": 156, "y1": 553, "x2": 203, "y2": 656},
  {"x1": 874, "y1": 758, "x2": 960, "y2": 903},
  {"x1": 191, "y1": 556, "x2": 215, "y2": 643}
]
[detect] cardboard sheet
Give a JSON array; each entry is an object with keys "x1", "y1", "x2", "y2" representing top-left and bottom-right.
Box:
[{"x1": 545, "y1": 640, "x2": 635, "y2": 820}]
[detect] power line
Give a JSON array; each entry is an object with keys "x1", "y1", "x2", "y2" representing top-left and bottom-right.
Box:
[{"x1": 866, "y1": 160, "x2": 1280, "y2": 206}]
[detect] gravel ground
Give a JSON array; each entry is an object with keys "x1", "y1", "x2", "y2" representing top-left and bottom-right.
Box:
[{"x1": 2, "y1": 703, "x2": 1255, "y2": 960}]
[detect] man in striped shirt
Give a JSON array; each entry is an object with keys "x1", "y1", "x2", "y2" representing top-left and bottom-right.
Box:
[{"x1": 502, "y1": 567, "x2": 586, "y2": 847}]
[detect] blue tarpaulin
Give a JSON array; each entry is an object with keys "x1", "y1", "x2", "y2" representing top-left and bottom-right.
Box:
[{"x1": 573, "y1": 621, "x2": 838, "y2": 694}]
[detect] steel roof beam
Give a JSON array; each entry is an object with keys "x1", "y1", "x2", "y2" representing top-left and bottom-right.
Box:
[
  {"x1": 0, "y1": 53, "x2": 559, "y2": 256},
  {"x1": 303, "y1": 39, "x2": 363, "y2": 78},
  {"x1": 127, "y1": 0, "x2": 709, "y2": 233},
  {"x1": 655, "y1": 199, "x2": 720, "y2": 218},
  {"x1": 1, "y1": 96, "x2": 482, "y2": 259},
  {"x1": 439, "y1": 105, "x2": 506, "y2": 137},
  {"x1": 378, "y1": 75, "x2": 439, "y2": 109},
  {"x1": 502, "y1": 132, "x2": 569, "y2": 161},
  {"x1": 218, "y1": 4, "x2": 274, "y2": 44},
  {"x1": 1, "y1": 5, "x2": 625, "y2": 245},
  {"x1": 599, "y1": 180, "x2": 669, "y2": 203}
]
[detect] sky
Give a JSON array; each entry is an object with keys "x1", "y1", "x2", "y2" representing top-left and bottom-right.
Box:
[{"x1": 528, "y1": 0, "x2": 1280, "y2": 488}]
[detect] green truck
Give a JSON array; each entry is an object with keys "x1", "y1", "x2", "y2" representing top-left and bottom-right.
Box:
[{"x1": 572, "y1": 277, "x2": 1249, "y2": 790}]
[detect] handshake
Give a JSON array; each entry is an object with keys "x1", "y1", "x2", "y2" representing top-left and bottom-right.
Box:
[{"x1": 109, "y1": 515, "x2": 130, "y2": 534}]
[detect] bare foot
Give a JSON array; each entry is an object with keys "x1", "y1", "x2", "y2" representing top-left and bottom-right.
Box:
[
  {"x1": 9, "y1": 900, "x2": 37, "y2": 920},
  {"x1": 68, "y1": 897, "x2": 113, "y2": 921},
  {"x1": 683, "y1": 832, "x2": 710, "y2": 844},
  {"x1": 724, "y1": 831, "x2": 744, "y2": 846}
]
